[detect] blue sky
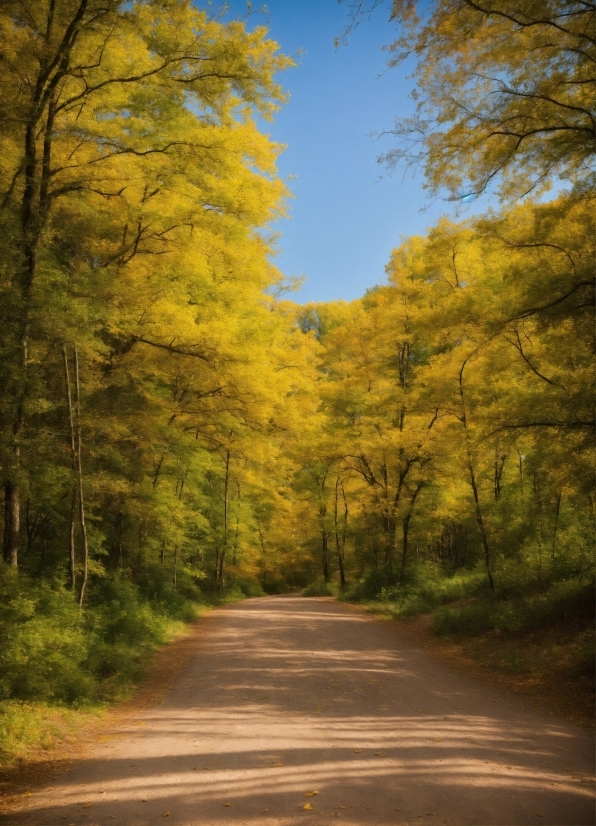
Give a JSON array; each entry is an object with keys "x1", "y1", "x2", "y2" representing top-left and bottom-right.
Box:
[{"x1": 223, "y1": 1, "x2": 482, "y2": 304}]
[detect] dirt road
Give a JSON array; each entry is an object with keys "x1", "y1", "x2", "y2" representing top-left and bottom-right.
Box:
[{"x1": 4, "y1": 596, "x2": 594, "y2": 826}]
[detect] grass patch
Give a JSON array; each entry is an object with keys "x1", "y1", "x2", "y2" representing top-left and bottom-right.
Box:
[{"x1": 0, "y1": 701, "x2": 103, "y2": 767}]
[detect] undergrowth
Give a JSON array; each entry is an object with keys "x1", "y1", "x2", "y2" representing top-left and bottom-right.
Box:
[
  {"x1": 433, "y1": 579, "x2": 595, "y2": 638},
  {"x1": 344, "y1": 562, "x2": 487, "y2": 617},
  {"x1": 302, "y1": 580, "x2": 339, "y2": 597},
  {"x1": 342, "y1": 557, "x2": 594, "y2": 635},
  {"x1": 0, "y1": 566, "x2": 250, "y2": 766}
]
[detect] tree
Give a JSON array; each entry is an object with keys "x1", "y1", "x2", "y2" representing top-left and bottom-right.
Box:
[
  {"x1": 0, "y1": 0, "x2": 291, "y2": 565},
  {"x1": 343, "y1": 0, "x2": 595, "y2": 200}
]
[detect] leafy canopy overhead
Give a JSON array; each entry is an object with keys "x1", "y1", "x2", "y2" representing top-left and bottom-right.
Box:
[{"x1": 343, "y1": 0, "x2": 596, "y2": 200}]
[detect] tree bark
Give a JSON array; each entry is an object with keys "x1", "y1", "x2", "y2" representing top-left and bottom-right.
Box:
[
  {"x1": 334, "y1": 477, "x2": 348, "y2": 588},
  {"x1": 401, "y1": 482, "x2": 424, "y2": 572},
  {"x1": 459, "y1": 356, "x2": 494, "y2": 591},
  {"x1": 552, "y1": 491, "x2": 563, "y2": 558},
  {"x1": 321, "y1": 530, "x2": 330, "y2": 583},
  {"x1": 73, "y1": 346, "x2": 89, "y2": 607},
  {"x1": 63, "y1": 344, "x2": 78, "y2": 589},
  {"x1": 217, "y1": 449, "x2": 230, "y2": 587},
  {"x1": 3, "y1": 483, "x2": 19, "y2": 566}
]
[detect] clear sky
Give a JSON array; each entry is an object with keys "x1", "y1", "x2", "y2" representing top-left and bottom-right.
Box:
[{"x1": 223, "y1": 1, "x2": 483, "y2": 304}]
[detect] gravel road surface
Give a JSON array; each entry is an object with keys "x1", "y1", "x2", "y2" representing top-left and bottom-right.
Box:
[{"x1": 4, "y1": 596, "x2": 594, "y2": 826}]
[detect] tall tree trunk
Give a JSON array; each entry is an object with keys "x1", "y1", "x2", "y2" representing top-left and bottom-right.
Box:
[
  {"x1": 552, "y1": 491, "x2": 563, "y2": 558},
  {"x1": 217, "y1": 449, "x2": 230, "y2": 587},
  {"x1": 467, "y1": 459, "x2": 494, "y2": 591},
  {"x1": 459, "y1": 356, "x2": 494, "y2": 591},
  {"x1": 68, "y1": 489, "x2": 77, "y2": 589},
  {"x1": 256, "y1": 515, "x2": 267, "y2": 584},
  {"x1": 3, "y1": 483, "x2": 19, "y2": 566},
  {"x1": 63, "y1": 344, "x2": 78, "y2": 589},
  {"x1": 321, "y1": 530, "x2": 330, "y2": 583},
  {"x1": 3, "y1": 0, "x2": 89, "y2": 566},
  {"x1": 401, "y1": 482, "x2": 424, "y2": 572},
  {"x1": 233, "y1": 481, "x2": 240, "y2": 567},
  {"x1": 334, "y1": 477, "x2": 348, "y2": 588},
  {"x1": 73, "y1": 346, "x2": 89, "y2": 607}
]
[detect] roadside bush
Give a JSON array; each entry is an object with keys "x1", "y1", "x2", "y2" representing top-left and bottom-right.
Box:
[
  {"x1": 0, "y1": 571, "x2": 92, "y2": 703},
  {"x1": 345, "y1": 568, "x2": 399, "y2": 601},
  {"x1": 236, "y1": 578, "x2": 265, "y2": 597},
  {"x1": 0, "y1": 567, "x2": 205, "y2": 706},
  {"x1": 433, "y1": 579, "x2": 595, "y2": 637},
  {"x1": 302, "y1": 580, "x2": 337, "y2": 597},
  {"x1": 347, "y1": 563, "x2": 486, "y2": 618}
]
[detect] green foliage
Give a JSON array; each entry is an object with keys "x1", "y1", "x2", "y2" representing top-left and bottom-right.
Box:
[
  {"x1": 0, "y1": 571, "x2": 92, "y2": 703},
  {"x1": 0, "y1": 569, "x2": 201, "y2": 706},
  {"x1": 433, "y1": 580, "x2": 595, "y2": 638},
  {"x1": 0, "y1": 701, "x2": 101, "y2": 766},
  {"x1": 349, "y1": 564, "x2": 487, "y2": 617},
  {"x1": 236, "y1": 579, "x2": 266, "y2": 598},
  {"x1": 302, "y1": 580, "x2": 338, "y2": 597}
]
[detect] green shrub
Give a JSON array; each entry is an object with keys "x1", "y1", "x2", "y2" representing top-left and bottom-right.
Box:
[
  {"x1": 433, "y1": 579, "x2": 595, "y2": 637},
  {"x1": 236, "y1": 579, "x2": 265, "y2": 598},
  {"x1": 0, "y1": 572, "x2": 92, "y2": 703},
  {"x1": 302, "y1": 580, "x2": 337, "y2": 597},
  {"x1": 350, "y1": 564, "x2": 486, "y2": 619},
  {"x1": 0, "y1": 567, "x2": 204, "y2": 706}
]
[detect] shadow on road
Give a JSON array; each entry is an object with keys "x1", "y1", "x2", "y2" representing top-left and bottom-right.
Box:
[{"x1": 4, "y1": 597, "x2": 594, "y2": 826}]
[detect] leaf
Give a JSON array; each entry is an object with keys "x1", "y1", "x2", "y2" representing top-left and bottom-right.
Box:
[
  {"x1": 302, "y1": 803, "x2": 314, "y2": 810},
  {"x1": 304, "y1": 791, "x2": 319, "y2": 797}
]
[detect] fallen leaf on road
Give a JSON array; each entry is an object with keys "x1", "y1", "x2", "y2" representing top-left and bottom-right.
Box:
[
  {"x1": 271, "y1": 762, "x2": 283, "y2": 767},
  {"x1": 162, "y1": 813, "x2": 170, "y2": 818},
  {"x1": 224, "y1": 802, "x2": 231, "y2": 807},
  {"x1": 353, "y1": 749, "x2": 362, "y2": 753},
  {"x1": 302, "y1": 803, "x2": 314, "y2": 810},
  {"x1": 304, "y1": 791, "x2": 319, "y2": 797}
]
